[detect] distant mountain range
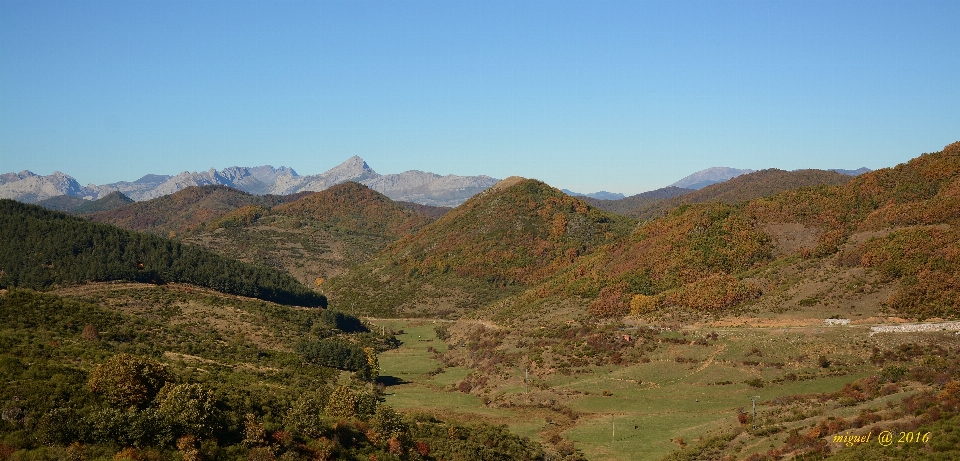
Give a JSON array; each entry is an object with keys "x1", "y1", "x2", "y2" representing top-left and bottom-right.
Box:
[
  {"x1": 0, "y1": 157, "x2": 500, "y2": 207},
  {"x1": 1, "y1": 158, "x2": 871, "y2": 208},
  {"x1": 560, "y1": 189, "x2": 626, "y2": 200}
]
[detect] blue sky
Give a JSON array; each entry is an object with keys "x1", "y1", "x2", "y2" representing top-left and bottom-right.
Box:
[{"x1": 1, "y1": 0, "x2": 958, "y2": 195}]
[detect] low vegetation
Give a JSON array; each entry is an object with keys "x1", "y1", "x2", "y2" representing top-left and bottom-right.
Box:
[{"x1": 0, "y1": 288, "x2": 547, "y2": 460}]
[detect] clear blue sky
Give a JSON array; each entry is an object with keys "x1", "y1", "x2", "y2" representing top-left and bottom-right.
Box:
[{"x1": 2, "y1": 0, "x2": 958, "y2": 195}]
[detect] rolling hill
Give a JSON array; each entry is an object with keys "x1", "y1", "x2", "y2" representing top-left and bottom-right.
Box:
[
  {"x1": 74, "y1": 191, "x2": 135, "y2": 213},
  {"x1": 325, "y1": 177, "x2": 636, "y2": 317},
  {"x1": 86, "y1": 185, "x2": 310, "y2": 237},
  {"x1": 491, "y1": 142, "x2": 960, "y2": 323},
  {"x1": 581, "y1": 186, "x2": 693, "y2": 216},
  {"x1": 35, "y1": 194, "x2": 89, "y2": 212},
  {"x1": 272, "y1": 182, "x2": 433, "y2": 238},
  {"x1": 36, "y1": 191, "x2": 135, "y2": 213},
  {"x1": 627, "y1": 168, "x2": 855, "y2": 220},
  {"x1": 0, "y1": 200, "x2": 326, "y2": 307},
  {"x1": 183, "y1": 183, "x2": 438, "y2": 287}
]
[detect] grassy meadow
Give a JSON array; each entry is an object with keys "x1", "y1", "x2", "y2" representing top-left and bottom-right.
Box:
[{"x1": 369, "y1": 315, "x2": 960, "y2": 460}]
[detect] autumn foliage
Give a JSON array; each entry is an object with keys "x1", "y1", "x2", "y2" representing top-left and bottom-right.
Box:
[
  {"x1": 328, "y1": 179, "x2": 635, "y2": 314},
  {"x1": 274, "y1": 182, "x2": 433, "y2": 238},
  {"x1": 87, "y1": 353, "x2": 168, "y2": 408},
  {"x1": 583, "y1": 142, "x2": 960, "y2": 318}
]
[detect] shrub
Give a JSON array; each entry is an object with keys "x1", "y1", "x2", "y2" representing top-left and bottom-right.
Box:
[{"x1": 88, "y1": 354, "x2": 168, "y2": 408}]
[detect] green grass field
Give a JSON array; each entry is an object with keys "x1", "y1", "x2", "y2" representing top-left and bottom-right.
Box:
[{"x1": 366, "y1": 317, "x2": 959, "y2": 461}]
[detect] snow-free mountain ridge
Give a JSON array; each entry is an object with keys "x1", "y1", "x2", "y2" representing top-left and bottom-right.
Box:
[
  {"x1": 1, "y1": 159, "x2": 873, "y2": 207},
  {"x1": 1, "y1": 157, "x2": 499, "y2": 207}
]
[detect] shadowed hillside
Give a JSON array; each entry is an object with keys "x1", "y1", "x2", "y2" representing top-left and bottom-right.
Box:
[
  {"x1": 396, "y1": 200, "x2": 452, "y2": 219},
  {"x1": 36, "y1": 192, "x2": 136, "y2": 213},
  {"x1": 75, "y1": 191, "x2": 134, "y2": 213},
  {"x1": 326, "y1": 178, "x2": 636, "y2": 317},
  {"x1": 582, "y1": 186, "x2": 692, "y2": 216},
  {"x1": 0, "y1": 200, "x2": 326, "y2": 307},
  {"x1": 183, "y1": 182, "x2": 437, "y2": 288}
]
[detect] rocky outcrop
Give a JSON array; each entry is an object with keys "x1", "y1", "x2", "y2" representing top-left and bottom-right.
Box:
[
  {"x1": 287, "y1": 156, "x2": 379, "y2": 195},
  {"x1": 0, "y1": 171, "x2": 86, "y2": 203}
]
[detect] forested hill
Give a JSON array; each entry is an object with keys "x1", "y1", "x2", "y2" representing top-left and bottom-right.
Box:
[
  {"x1": 626, "y1": 168, "x2": 854, "y2": 220},
  {"x1": 272, "y1": 182, "x2": 434, "y2": 238},
  {"x1": 0, "y1": 200, "x2": 326, "y2": 307},
  {"x1": 86, "y1": 185, "x2": 312, "y2": 237},
  {"x1": 326, "y1": 178, "x2": 636, "y2": 317},
  {"x1": 504, "y1": 142, "x2": 960, "y2": 321}
]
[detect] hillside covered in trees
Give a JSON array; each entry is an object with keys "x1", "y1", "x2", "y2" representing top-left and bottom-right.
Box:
[
  {"x1": 492, "y1": 142, "x2": 960, "y2": 322},
  {"x1": 581, "y1": 186, "x2": 692, "y2": 216},
  {"x1": 326, "y1": 177, "x2": 636, "y2": 317},
  {"x1": 182, "y1": 183, "x2": 439, "y2": 288},
  {"x1": 0, "y1": 285, "x2": 546, "y2": 460},
  {"x1": 86, "y1": 185, "x2": 312, "y2": 237},
  {"x1": 0, "y1": 200, "x2": 326, "y2": 307},
  {"x1": 625, "y1": 168, "x2": 854, "y2": 220},
  {"x1": 272, "y1": 182, "x2": 434, "y2": 238}
]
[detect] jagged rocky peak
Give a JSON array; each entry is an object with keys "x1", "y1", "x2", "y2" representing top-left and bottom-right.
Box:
[
  {"x1": 324, "y1": 156, "x2": 378, "y2": 182},
  {"x1": 247, "y1": 165, "x2": 298, "y2": 182},
  {"x1": 3, "y1": 157, "x2": 500, "y2": 207},
  {"x1": 0, "y1": 170, "x2": 37, "y2": 184},
  {"x1": 0, "y1": 170, "x2": 85, "y2": 203}
]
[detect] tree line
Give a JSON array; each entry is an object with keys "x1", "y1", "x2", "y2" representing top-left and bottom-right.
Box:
[{"x1": 0, "y1": 200, "x2": 326, "y2": 307}]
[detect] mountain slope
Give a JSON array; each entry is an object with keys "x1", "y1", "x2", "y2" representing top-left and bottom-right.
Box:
[
  {"x1": 326, "y1": 177, "x2": 636, "y2": 317},
  {"x1": 35, "y1": 191, "x2": 135, "y2": 213},
  {"x1": 86, "y1": 185, "x2": 305, "y2": 237},
  {"x1": 363, "y1": 170, "x2": 500, "y2": 207},
  {"x1": 285, "y1": 156, "x2": 379, "y2": 195},
  {"x1": 628, "y1": 168, "x2": 854, "y2": 220},
  {"x1": 0, "y1": 171, "x2": 86, "y2": 203},
  {"x1": 581, "y1": 186, "x2": 693, "y2": 215},
  {"x1": 36, "y1": 194, "x2": 89, "y2": 212},
  {"x1": 75, "y1": 191, "x2": 134, "y2": 213},
  {"x1": 273, "y1": 182, "x2": 432, "y2": 238},
  {"x1": 182, "y1": 183, "x2": 436, "y2": 288},
  {"x1": 499, "y1": 142, "x2": 960, "y2": 322},
  {"x1": 0, "y1": 200, "x2": 326, "y2": 307}
]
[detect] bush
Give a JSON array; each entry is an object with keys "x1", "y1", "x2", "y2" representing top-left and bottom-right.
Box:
[{"x1": 88, "y1": 354, "x2": 168, "y2": 408}]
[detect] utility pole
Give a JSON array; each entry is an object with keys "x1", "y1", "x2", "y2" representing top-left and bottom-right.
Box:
[{"x1": 751, "y1": 396, "x2": 760, "y2": 431}]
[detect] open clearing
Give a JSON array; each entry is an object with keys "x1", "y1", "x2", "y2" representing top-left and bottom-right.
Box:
[{"x1": 372, "y1": 316, "x2": 959, "y2": 460}]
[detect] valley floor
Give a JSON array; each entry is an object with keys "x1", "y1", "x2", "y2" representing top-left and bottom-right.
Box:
[{"x1": 372, "y1": 316, "x2": 960, "y2": 461}]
